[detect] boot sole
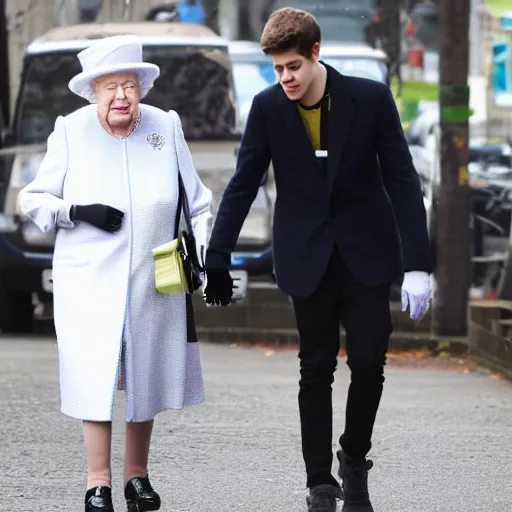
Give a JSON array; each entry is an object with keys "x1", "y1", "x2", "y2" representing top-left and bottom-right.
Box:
[
  {"x1": 306, "y1": 495, "x2": 340, "y2": 512},
  {"x1": 126, "y1": 500, "x2": 161, "y2": 512}
]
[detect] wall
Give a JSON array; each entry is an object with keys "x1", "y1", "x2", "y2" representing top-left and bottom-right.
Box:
[{"x1": 6, "y1": 0, "x2": 60, "y2": 115}]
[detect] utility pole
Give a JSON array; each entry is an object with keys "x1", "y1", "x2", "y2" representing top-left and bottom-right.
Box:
[
  {"x1": 0, "y1": 0, "x2": 9, "y2": 128},
  {"x1": 433, "y1": 0, "x2": 472, "y2": 337}
]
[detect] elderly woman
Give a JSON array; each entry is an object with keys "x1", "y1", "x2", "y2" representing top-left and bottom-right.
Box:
[{"x1": 19, "y1": 35, "x2": 212, "y2": 512}]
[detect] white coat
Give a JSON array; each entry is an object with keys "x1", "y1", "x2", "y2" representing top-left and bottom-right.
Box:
[{"x1": 19, "y1": 104, "x2": 213, "y2": 422}]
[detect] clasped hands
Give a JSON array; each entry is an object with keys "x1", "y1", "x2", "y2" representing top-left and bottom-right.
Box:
[{"x1": 203, "y1": 268, "x2": 234, "y2": 306}]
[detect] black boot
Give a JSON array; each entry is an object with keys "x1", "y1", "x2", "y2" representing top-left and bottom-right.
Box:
[
  {"x1": 124, "y1": 476, "x2": 161, "y2": 512},
  {"x1": 85, "y1": 486, "x2": 114, "y2": 512},
  {"x1": 306, "y1": 484, "x2": 343, "y2": 512},
  {"x1": 337, "y1": 450, "x2": 374, "y2": 511}
]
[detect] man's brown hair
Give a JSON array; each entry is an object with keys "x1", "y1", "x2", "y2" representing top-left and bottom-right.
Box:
[{"x1": 260, "y1": 7, "x2": 321, "y2": 58}]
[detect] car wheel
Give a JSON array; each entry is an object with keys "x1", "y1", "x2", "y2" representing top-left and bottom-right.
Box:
[{"x1": 0, "y1": 281, "x2": 35, "y2": 333}]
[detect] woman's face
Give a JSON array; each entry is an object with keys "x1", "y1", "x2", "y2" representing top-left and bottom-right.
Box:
[{"x1": 93, "y1": 72, "x2": 141, "y2": 130}]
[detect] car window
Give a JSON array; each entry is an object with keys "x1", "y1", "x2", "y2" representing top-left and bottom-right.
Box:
[
  {"x1": 232, "y1": 62, "x2": 275, "y2": 108},
  {"x1": 14, "y1": 44, "x2": 239, "y2": 145},
  {"x1": 324, "y1": 57, "x2": 387, "y2": 83}
]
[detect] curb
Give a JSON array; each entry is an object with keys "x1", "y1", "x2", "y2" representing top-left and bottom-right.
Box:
[{"x1": 196, "y1": 326, "x2": 469, "y2": 354}]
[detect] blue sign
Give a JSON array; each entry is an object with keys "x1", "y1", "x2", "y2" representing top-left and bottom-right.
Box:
[
  {"x1": 492, "y1": 39, "x2": 512, "y2": 107},
  {"x1": 502, "y1": 12, "x2": 512, "y2": 31}
]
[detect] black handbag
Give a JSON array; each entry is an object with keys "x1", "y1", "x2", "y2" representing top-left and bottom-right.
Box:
[{"x1": 174, "y1": 172, "x2": 205, "y2": 294}]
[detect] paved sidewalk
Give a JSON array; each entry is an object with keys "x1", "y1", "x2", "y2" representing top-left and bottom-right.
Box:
[{"x1": 1, "y1": 337, "x2": 511, "y2": 512}]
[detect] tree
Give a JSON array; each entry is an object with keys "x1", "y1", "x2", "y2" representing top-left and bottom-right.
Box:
[{"x1": 433, "y1": 0, "x2": 471, "y2": 337}]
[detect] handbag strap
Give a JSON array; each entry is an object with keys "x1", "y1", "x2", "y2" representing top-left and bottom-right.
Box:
[
  {"x1": 173, "y1": 152, "x2": 202, "y2": 268},
  {"x1": 172, "y1": 113, "x2": 204, "y2": 268},
  {"x1": 174, "y1": 175, "x2": 183, "y2": 239},
  {"x1": 176, "y1": 172, "x2": 194, "y2": 239}
]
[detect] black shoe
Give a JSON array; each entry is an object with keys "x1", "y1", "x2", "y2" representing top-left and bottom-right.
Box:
[
  {"x1": 85, "y1": 486, "x2": 114, "y2": 512},
  {"x1": 337, "y1": 450, "x2": 374, "y2": 511},
  {"x1": 306, "y1": 484, "x2": 343, "y2": 512},
  {"x1": 125, "y1": 476, "x2": 161, "y2": 512}
]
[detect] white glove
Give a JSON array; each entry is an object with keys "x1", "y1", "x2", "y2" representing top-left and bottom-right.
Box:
[{"x1": 401, "y1": 271, "x2": 431, "y2": 321}]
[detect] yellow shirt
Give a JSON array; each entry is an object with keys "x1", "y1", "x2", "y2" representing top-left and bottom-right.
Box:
[{"x1": 297, "y1": 103, "x2": 321, "y2": 151}]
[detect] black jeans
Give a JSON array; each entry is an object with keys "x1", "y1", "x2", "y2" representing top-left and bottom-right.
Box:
[{"x1": 291, "y1": 248, "x2": 392, "y2": 489}]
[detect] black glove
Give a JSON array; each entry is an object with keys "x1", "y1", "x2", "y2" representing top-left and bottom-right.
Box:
[
  {"x1": 204, "y1": 268, "x2": 234, "y2": 306},
  {"x1": 70, "y1": 204, "x2": 124, "y2": 233}
]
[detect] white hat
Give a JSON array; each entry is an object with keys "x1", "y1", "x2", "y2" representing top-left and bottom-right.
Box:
[{"x1": 68, "y1": 34, "x2": 160, "y2": 103}]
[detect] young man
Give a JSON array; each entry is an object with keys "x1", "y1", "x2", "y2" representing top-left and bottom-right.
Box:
[{"x1": 204, "y1": 7, "x2": 432, "y2": 512}]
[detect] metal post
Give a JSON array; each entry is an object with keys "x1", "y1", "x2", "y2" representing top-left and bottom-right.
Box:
[{"x1": 433, "y1": 0, "x2": 472, "y2": 336}]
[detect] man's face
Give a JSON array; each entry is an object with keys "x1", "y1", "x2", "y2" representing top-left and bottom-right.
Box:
[
  {"x1": 93, "y1": 72, "x2": 141, "y2": 129},
  {"x1": 271, "y1": 44, "x2": 320, "y2": 102}
]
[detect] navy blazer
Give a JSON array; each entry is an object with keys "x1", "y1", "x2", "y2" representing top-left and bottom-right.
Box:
[{"x1": 206, "y1": 63, "x2": 433, "y2": 298}]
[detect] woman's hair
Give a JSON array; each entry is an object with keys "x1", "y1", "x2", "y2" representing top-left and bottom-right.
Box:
[{"x1": 260, "y1": 7, "x2": 321, "y2": 58}]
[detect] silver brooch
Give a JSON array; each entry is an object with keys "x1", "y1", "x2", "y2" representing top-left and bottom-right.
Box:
[{"x1": 147, "y1": 133, "x2": 165, "y2": 150}]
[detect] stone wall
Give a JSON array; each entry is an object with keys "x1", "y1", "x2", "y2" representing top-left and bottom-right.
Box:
[{"x1": 6, "y1": 0, "x2": 58, "y2": 115}]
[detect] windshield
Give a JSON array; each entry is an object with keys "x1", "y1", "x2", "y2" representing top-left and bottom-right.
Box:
[
  {"x1": 232, "y1": 61, "x2": 275, "y2": 110},
  {"x1": 324, "y1": 57, "x2": 387, "y2": 83},
  {"x1": 14, "y1": 44, "x2": 238, "y2": 145}
]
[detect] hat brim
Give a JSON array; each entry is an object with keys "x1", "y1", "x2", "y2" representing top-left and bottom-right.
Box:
[{"x1": 68, "y1": 62, "x2": 160, "y2": 103}]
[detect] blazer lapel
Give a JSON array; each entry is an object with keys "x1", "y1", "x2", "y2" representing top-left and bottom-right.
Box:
[{"x1": 326, "y1": 69, "x2": 356, "y2": 191}]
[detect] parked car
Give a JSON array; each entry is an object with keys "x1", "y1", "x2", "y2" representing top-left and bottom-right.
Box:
[
  {"x1": 408, "y1": 113, "x2": 512, "y2": 288},
  {"x1": 0, "y1": 22, "x2": 274, "y2": 331},
  {"x1": 407, "y1": 107, "x2": 512, "y2": 239}
]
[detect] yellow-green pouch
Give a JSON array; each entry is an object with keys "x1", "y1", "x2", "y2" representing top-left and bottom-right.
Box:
[{"x1": 152, "y1": 236, "x2": 189, "y2": 294}]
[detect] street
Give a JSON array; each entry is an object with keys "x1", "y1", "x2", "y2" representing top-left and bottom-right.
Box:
[{"x1": 1, "y1": 336, "x2": 511, "y2": 512}]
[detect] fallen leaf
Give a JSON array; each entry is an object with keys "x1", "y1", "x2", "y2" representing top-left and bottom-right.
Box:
[{"x1": 489, "y1": 374, "x2": 504, "y2": 381}]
